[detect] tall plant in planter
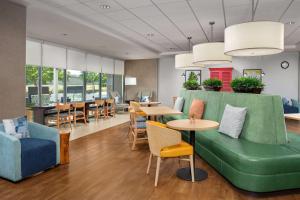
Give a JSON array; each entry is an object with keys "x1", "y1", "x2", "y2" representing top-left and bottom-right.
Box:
[
  {"x1": 203, "y1": 78, "x2": 223, "y2": 91},
  {"x1": 183, "y1": 72, "x2": 201, "y2": 90}
]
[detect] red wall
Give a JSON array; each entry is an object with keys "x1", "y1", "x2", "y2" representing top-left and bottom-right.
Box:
[{"x1": 209, "y1": 68, "x2": 233, "y2": 92}]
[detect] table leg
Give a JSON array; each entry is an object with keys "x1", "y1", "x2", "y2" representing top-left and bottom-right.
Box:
[{"x1": 176, "y1": 130, "x2": 208, "y2": 181}]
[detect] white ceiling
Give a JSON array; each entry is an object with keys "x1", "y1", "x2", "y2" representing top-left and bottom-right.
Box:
[{"x1": 11, "y1": 0, "x2": 300, "y2": 60}]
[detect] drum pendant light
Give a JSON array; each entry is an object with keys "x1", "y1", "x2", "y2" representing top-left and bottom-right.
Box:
[
  {"x1": 175, "y1": 37, "x2": 203, "y2": 69},
  {"x1": 193, "y1": 22, "x2": 232, "y2": 65},
  {"x1": 224, "y1": 0, "x2": 284, "y2": 56}
]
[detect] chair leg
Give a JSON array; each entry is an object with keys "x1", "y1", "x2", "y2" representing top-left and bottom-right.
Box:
[
  {"x1": 84, "y1": 114, "x2": 87, "y2": 124},
  {"x1": 74, "y1": 115, "x2": 77, "y2": 126},
  {"x1": 189, "y1": 155, "x2": 195, "y2": 183},
  {"x1": 154, "y1": 157, "x2": 161, "y2": 187},
  {"x1": 131, "y1": 131, "x2": 137, "y2": 150},
  {"x1": 147, "y1": 153, "x2": 152, "y2": 174}
]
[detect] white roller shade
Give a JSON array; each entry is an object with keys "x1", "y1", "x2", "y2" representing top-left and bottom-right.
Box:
[
  {"x1": 67, "y1": 49, "x2": 86, "y2": 71},
  {"x1": 43, "y1": 43, "x2": 67, "y2": 69},
  {"x1": 114, "y1": 60, "x2": 124, "y2": 75},
  {"x1": 86, "y1": 54, "x2": 101, "y2": 73},
  {"x1": 101, "y1": 57, "x2": 114, "y2": 74},
  {"x1": 26, "y1": 40, "x2": 41, "y2": 66}
]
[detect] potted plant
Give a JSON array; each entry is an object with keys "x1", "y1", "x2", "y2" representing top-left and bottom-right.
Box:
[
  {"x1": 231, "y1": 77, "x2": 264, "y2": 94},
  {"x1": 202, "y1": 78, "x2": 223, "y2": 91},
  {"x1": 183, "y1": 72, "x2": 201, "y2": 90}
]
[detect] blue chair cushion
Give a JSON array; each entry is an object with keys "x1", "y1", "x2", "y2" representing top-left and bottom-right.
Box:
[
  {"x1": 136, "y1": 116, "x2": 147, "y2": 122},
  {"x1": 20, "y1": 138, "x2": 57, "y2": 178},
  {"x1": 136, "y1": 122, "x2": 146, "y2": 129}
]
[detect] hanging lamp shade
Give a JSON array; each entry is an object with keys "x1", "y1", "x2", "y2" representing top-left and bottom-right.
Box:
[
  {"x1": 175, "y1": 53, "x2": 203, "y2": 69},
  {"x1": 224, "y1": 21, "x2": 284, "y2": 56},
  {"x1": 193, "y1": 42, "x2": 232, "y2": 65}
]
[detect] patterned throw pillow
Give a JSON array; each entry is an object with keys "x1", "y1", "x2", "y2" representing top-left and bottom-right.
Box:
[
  {"x1": 2, "y1": 116, "x2": 30, "y2": 139},
  {"x1": 140, "y1": 96, "x2": 150, "y2": 102}
]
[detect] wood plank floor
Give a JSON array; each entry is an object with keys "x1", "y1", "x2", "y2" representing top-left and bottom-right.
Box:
[{"x1": 1, "y1": 123, "x2": 300, "y2": 200}]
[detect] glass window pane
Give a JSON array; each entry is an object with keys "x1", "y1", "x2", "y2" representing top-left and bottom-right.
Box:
[
  {"x1": 67, "y1": 70, "x2": 84, "y2": 102},
  {"x1": 41, "y1": 67, "x2": 64, "y2": 105},
  {"x1": 25, "y1": 65, "x2": 39, "y2": 106},
  {"x1": 86, "y1": 72, "x2": 100, "y2": 101},
  {"x1": 113, "y1": 75, "x2": 123, "y2": 101},
  {"x1": 101, "y1": 73, "x2": 113, "y2": 99}
]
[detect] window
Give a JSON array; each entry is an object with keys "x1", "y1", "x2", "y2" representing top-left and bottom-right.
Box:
[
  {"x1": 113, "y1": 74, "x2": 123, "y2": 101},
  {"x1": 41, "y1": 67, "x2": 65, "y2": 105},
  {"x1": 25, "y1": 65, "x2": 40, "y2": 106},
  {"x1": 101, "y1": 74, "x2": 113, "y2": 99},
  {"x1": 66, "y1": 70, "x2": 84, "y2": 102},
  {"x1": 86, "y1": 72, "x2": 100, "y2": 101}
]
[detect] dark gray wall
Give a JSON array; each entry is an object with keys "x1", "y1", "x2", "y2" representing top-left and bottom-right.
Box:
[{"x1": 0, "y1": 1, "x2": 26, "y2": 119}]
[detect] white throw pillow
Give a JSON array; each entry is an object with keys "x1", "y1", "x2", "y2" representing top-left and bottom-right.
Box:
[
  {"x1": 173, "y1": 97, "x2": 184, "y2": 112},
  {"x1": 218, "y1": 104, "x2": 247, "y2": 139}
]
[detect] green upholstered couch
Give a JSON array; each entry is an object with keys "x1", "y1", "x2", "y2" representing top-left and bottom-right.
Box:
[{"x1": 162, "y1": 90, "x2": 300, "y2": 192}]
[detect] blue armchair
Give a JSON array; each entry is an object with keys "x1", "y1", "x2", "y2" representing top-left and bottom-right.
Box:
[{"x1": 0, "y1": 122, "x2": 60, "y2": 182}]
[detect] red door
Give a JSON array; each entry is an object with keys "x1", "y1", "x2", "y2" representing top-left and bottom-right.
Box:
[{"x1": 209, "y1": 68, "x2": 233, "y2": 92}]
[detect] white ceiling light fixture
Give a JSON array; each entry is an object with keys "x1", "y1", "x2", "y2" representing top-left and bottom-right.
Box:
[
  {"x1": 224, "y1": 0, "x2": 284, "y2": 57},
  {"x1": 175, "y1": 37, "x2": 203, "y2": 69},
  {"x1": 100, "y1": 4, "x2": 110, "y2": 9},
  {"x1": 193, "y1": 21, "x2": 232, "y2": 65}
]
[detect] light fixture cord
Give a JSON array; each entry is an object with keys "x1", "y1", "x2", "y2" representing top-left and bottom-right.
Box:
[
  {"x1": 187, "y1": 36, "x2": 192, "y2": 52},
  {"x1": 209, "y1": 21, "x2": 215, "y2": 42}
]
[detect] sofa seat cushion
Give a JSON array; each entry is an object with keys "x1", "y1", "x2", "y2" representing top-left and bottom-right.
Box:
[
  {"x1": 195, "y1": 131, "x2": 300, "y2": 175},
  {"x1": 20, "y1": 138, "x2": 56, "y2": 178}
]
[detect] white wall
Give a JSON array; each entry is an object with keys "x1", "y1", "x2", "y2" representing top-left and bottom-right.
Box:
[
  {"x1": 158, "y1": 52, "x2": 300, "y2": 106},
  {"x1": 231, "y1": 52, "x2": 299, "y2": 99},
  {"x1": 158, "y1": 56, "x2": 185, "y2": 107}
]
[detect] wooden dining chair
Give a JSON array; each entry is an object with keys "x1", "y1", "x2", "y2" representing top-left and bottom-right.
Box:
[
  {"x1": 89, "y1": 99, "x2": 105, "y2": 120},
  {"x1": 129, "y1": 109, "x2": 147, "y2": 150},
  {"x1": 72, "y1": 102, "x2": 87, "y2": 126},
  {"x1": 55, "y1": 103, "x2": 72, "y2": 129},
  {"x1": 105, "y1": 98, "x2": 116, "y2": 118},
  {"x1": 146, "y1": 121, "x2": 194, "y2": 187}
]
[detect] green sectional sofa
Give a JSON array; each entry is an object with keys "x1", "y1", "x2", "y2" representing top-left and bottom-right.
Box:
[{"x1": 162, "y1": 90, "x2": 300, "y2": 192}]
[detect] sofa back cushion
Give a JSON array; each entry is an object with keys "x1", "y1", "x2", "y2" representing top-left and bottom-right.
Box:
[
  {"x1": 180, "y1": 90, "x2": 287, "y2": 144},
  {"x1": 189, "y1": 99, "x2": 205, "y2": 119}
]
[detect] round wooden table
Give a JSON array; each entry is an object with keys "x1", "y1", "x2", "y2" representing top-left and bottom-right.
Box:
[{"x1": 167, "y1": 119, "x2": 219, "y2": 182}]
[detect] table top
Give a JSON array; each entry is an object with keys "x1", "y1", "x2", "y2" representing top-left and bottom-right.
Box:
[
  {"x1": 284, "y1": 113, "x2": 300, "y2": 121},
  {"x1": 140, "y1": 106, "x2": 182, "y2": 116},
  {"x1": 167, "y1": 119, "x2": 219, "y2": 131},
  {"x1": 139, "y1": 101, "x2": 161, "y2": 106}
]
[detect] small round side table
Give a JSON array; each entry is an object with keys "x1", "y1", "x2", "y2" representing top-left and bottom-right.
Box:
[
  {"x1": 59, "y1": 130, "x2": 70, "y2": 165},
  {"x1": 167, "y1": 119, "x2": 219, "y2": 182}
]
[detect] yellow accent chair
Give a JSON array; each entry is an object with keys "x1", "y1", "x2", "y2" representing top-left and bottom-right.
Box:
[{"x1": 146, "y1": 121, "x2": 194, "y2": 187}]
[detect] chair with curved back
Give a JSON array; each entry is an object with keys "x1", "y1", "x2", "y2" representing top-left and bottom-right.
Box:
[
  {"x1": 105, "y1": 98, "x2": 116, "y2": 118},
  {"x1": 128, "y1": 109, "x2": 148, "y2": 150},
  {"x1": 72, "y1": 102, "x2": 87, "y2": 126},
  {"x1": 89, "y1": 99, "x2": 105, "y2": 120},
  {"x1": 146, "y1": 121, "x2": 194, "y2": 187},
  {"x1": 55, "y1": 103, "x2": 72, "y2": 129}
]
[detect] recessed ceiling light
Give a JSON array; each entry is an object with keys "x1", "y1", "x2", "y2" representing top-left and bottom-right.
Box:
[
  {"x1": 100, "y1": 4, "x2": 110, "y2": 9},
  {"x1": 146, "y1": 33, "x2": 154, "y2": 37},
  {"x1": 285, "y1": 21, "x2": 295, "y2": 25}
]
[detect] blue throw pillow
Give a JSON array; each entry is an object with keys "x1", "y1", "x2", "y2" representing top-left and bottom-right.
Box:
[
  {"x1": 2, "y1": 116, "x2": 30, "y2": 139},
  {"x1": 291, "y1": 99, "x2": 299, "y2": 107}
]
